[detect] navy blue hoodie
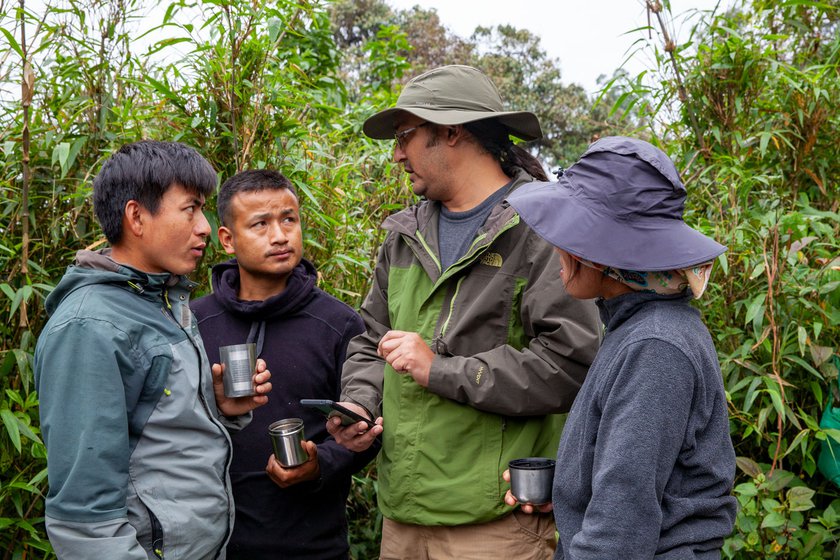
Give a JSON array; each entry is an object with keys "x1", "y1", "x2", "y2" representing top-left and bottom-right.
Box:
[{"x1": 191, "y1": 258, "x2": 376, "y2": 560}]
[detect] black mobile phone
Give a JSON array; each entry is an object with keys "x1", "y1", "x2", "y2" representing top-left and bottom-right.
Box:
[{"x1": 300, "y1": 399, "x2": 371, "y2": 428}]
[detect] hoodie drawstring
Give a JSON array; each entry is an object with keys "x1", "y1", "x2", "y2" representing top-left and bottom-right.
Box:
[{"x1": 247, "y1": 321, "x2": 266, "y2": 359}]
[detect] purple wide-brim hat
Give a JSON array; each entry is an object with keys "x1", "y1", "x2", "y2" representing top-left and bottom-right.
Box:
[{"x1": 507, "y1": 136, "x2": 726, "y2": 271}]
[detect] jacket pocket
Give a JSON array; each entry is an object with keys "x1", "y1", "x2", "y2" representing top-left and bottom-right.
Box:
[{"x1": 145, "y1": 503, "x2": 165, "y2": 559}]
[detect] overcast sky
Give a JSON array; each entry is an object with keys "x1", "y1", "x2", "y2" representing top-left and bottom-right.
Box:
[{"x1": 386, "y1": 0, "x2": 730, "y2": 93}]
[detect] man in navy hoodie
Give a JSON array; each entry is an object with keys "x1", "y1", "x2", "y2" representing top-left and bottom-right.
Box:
[{"x1": 191, "y1": 169, "x2": 378, "y2": 560}]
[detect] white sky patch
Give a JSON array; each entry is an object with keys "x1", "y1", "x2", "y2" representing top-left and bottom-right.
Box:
[{"x1": 386, "y1": 0, "x2": 731, "y2": 93}]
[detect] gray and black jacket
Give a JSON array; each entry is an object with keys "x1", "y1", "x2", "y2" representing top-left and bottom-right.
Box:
[{"x1": 35, "y1": 250, "x2": 247, "y2": 560}]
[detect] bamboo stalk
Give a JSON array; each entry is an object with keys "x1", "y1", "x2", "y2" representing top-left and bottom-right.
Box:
[
  {"x1": 646, "y1": 0, "x2": 709, "y2": 159},
  {"x1": 19, "y1": 0, "x2": 33, "y2": 329}
]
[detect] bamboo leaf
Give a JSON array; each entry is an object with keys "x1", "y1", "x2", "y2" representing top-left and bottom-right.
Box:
[
  {"x1": 768, "y1": 387, "x2": 784, "y2": 418},
  {"x1": 797, "y1": 326, "x2": 807, "y2": 356},
  {"x1": 758, "y1": 131, "x2": 772, "y2": 158},
  {"x1": 745, "y1": 293, "x2": 766, "y2": 325},
  {"x1": 782, "y1": 429, "x2": 808, "y2": 458},
  {"x1": 0, "y1": 283, "x2": 15, "y2": 300},
  {"x1": 52, "y1": 142, "x2": 70, "y2": 176},
  {"x1": 13, "y1": 415, "x2": 41, "y2": 445},
  {"x1": 0, "y1": 28, "x2": 23, "y2": 59},
  {"x1": 1, "y1": 409, "x2": 22, "y2": 453},
  {"x1": 29, "y1": 467, "x2": 48, "y2": 486}
]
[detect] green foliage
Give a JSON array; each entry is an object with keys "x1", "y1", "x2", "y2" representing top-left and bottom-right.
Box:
[
  {"x1": 726, "y1": 459, "x2": 840, "y2": 558},
  {"x1": 2, "y1": 0, "x2": 839, "y2": 557},
  {"x1": 0, "y1": 0, "x2": 407, "y2": 556},
  {"x1": 347, "y1": 464, "x2": 382, "y2": 559},
  {"x1": 609, "y1": 0, "x2": 840, "y2": 556}
]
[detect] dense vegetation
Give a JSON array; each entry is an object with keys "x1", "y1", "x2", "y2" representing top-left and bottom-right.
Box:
[{"x1": 0, "y1": 0, "x2": 837, "y2": 558}]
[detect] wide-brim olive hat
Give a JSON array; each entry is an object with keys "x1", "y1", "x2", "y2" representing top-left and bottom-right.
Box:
[
  {"x1": 507, "y1": 136, "x2": 726, "y2": 271},
  {"x1": 363, "y1": 65, "x2": 542, "y2": 141}
]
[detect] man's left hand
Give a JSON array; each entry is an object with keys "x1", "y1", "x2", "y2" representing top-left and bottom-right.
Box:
[
  {"x1": 377, "y1": 330, "x2": 433, "y2": 387},
  {"x1": 213, "y1": 358, "x2": 271, "y2": 417}
]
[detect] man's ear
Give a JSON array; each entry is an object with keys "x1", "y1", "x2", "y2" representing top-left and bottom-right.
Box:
[
  {"x1": 446, "y1": 125, "x2": 463, "y2": 146},
  {"x1": 218, "y1": 226, "x2": 236, "y2": 255},
  {"x1": 123, "y1": 200, "x2": 144, "y2": 238}
]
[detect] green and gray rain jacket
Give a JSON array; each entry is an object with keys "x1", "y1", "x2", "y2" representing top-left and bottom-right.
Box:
[
  {"x1": 341, "y1": 170, "x2": 601, "y2": 526},
  {"x1": 35, "y1": 250, "x2": 248, "y2": 559}
]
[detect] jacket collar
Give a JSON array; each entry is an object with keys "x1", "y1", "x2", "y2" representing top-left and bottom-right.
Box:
[
  {"x1": 383, "y1": 167, "x2": 534, "y2": 244},
  {"x1": 597, "y1": 290, "x2": 692, "y2": 332}
]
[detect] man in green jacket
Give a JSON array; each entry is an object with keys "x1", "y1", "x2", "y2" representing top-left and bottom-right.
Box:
[{"x1": 328, "y1": 65, "x2": 601, "y2": 559}]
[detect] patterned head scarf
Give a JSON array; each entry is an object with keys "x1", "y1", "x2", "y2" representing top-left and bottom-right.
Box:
[{"x1": 577, "y1": 258, "x2": 715, "y2": 299}]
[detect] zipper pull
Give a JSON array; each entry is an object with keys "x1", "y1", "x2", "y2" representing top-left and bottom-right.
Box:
[{"x1": 127, "y1": 281, "x2": 145, "y2": 294}]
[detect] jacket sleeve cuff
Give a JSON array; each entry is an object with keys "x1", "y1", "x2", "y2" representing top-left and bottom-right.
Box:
[
  {"x1": 219, "y1": 410, "x2": 252, "y2": 433},
  {"x1": 340, "y1": 391, "x2": 380, "y2": 419}
]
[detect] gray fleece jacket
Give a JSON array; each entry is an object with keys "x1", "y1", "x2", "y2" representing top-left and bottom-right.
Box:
[{"x1": 553, "y1": 291, "x2": 737, "y2": 559}]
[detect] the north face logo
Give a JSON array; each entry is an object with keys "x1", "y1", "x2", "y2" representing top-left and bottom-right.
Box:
[{"x1": 480, "y1": 252, "x2": 503, "y2": 267}]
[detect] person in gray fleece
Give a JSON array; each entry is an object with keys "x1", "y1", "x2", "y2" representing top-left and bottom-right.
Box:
[{"x1": 504, "y1": 136, "x2": 738, "y2": 559}]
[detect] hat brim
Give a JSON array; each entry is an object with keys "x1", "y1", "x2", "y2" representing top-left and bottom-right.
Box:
[
  {"x1": 363, "y1": 107, "x2": 543, "y2": 141},
  {"x1": 507, "y1": 180, "x2": 727, "y2": 271}
]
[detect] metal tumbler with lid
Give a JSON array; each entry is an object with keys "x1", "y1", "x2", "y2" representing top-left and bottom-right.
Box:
[{"x1": 268, "y1": 418, "x2": 308, "y2": 468}]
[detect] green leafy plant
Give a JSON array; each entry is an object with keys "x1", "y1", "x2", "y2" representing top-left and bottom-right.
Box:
[
  {"x1": 609, "y1": 0, "x2": 840, "y2": 556},
  {"x1": 2, "y1": 0, "x2": 839, "y2": 558},
  {"x1": 726, "y1": 459, "x2": 840, "y2": 558}
]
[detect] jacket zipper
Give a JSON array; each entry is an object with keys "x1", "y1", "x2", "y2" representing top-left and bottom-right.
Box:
[
  {"x1": 426, "y1": 215, "x2": 520, "y2": 341},
  {"x1": 414, "y1": 230, "x2": 441, "y2": 274},
  {"x1": 145, "y1": 503, "x2": 164, "y2": 559},
  {"x1": 166, "y1": 291, "x2": 236, "y2": 550},
  {"x1": 438, "y1": 276, "x2": 465, "y2": 338}
]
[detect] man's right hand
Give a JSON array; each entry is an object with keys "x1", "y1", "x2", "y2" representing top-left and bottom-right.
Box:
[{"x1": 325, "y1": 401, "x2": 383, "y2": 452}]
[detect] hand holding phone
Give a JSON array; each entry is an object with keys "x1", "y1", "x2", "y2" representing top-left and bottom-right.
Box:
[{"x1": 300, "y1": 399, "x2": 371, "y2": 428}]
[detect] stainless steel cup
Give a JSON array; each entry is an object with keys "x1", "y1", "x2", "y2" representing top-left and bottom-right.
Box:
[
  {"x1": 269, "y1": 418, "x2": 308, "y2": 468},
  {"x1": 509, "y1": 457, "x2": 556, "y2": 505},
  {"x1": 219, "y1": 343, "x2": 256, "y2": 398}
]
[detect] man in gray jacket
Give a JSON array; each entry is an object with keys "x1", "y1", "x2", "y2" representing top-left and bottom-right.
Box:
[
  {"x1": 328, "y1": 65, "x2": 601, "y2": 559},
  {"x1": 34, "y1": 141, "x2": 272, "y2": 559}
]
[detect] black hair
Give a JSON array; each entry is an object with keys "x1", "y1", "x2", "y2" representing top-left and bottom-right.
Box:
[
  {"x1": 462, "y1": 119, "x2": 549, "y2": 181},
  {"x1": 217, "y1": 169, "x2": 298, "y2": 227},
  {"x1": 92, "y1": 140, "x2": 217, "y2": 244}
]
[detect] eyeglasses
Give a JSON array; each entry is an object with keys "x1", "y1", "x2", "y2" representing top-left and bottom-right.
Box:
[{"x1": 394, "y1": 123, "x2": 429, "y2": 150}]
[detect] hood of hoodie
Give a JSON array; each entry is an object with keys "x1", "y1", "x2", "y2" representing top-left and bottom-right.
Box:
[
  {"x1": 209, "y1": 257, "x2": 318, "y2": 321},
  {"x1": 45, "y1": 249, "x2": 186, "y2": 316}
]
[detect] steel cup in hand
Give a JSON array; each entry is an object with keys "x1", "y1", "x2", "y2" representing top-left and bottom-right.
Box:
[
  {"x1": 509, "y1": 457, "x2": 555, "y2": 505},
  {"x1": 219, "y1": 343, "x2": 257, "y2": 398},
  {"x1": 269, "y1": 418, "x2": 308, "y2": 468}
]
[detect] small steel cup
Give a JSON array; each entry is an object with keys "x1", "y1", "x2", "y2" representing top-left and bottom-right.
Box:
[
  {"x1": 509, "y1": 457, "x2": 556, "y2": 505},
  {"x1": 269, "y1": 418, "x2": 308, "y2": 468},
  {"x1": 219, "y1": 343, "x2": 256, "y2": 398}
]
